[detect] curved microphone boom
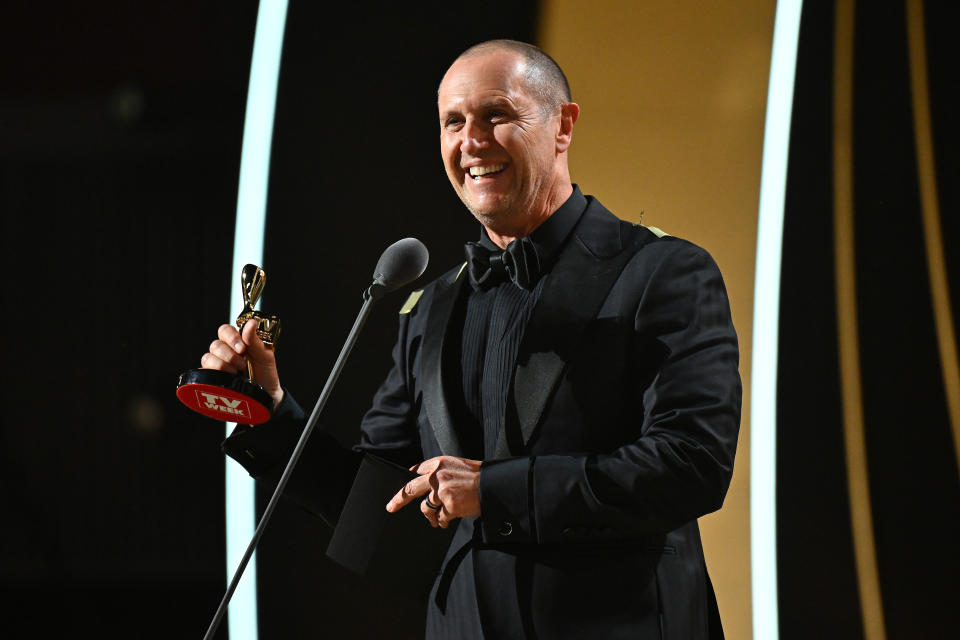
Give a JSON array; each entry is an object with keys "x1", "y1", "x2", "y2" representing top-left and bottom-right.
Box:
[{"x1": 203, "y1": 238, "x2": 429, "y2": 640}]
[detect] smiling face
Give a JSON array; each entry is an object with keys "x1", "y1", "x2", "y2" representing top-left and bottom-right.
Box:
[{"x1": 438, "y1": 49, "x2": 577, "y2": 242}]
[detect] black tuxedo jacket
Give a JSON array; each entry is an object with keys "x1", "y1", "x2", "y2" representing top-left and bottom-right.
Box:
[{"x1": 225, "y1": 195, "x2": 741, "y2": 639}]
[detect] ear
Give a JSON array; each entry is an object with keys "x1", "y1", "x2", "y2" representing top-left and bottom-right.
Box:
[{"x1": 556, "y1": 102, "x2": 580, "y2": 153}]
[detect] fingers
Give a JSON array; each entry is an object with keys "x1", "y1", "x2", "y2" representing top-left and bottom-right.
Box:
[
  {"x1": 197, "y1": 320, "x2": 283, "y2": 407},
  {"x1": 420, "y1": 492, "x2": 451, "y2": 528},
  {"x1": 420, "y1": 499, "x2": 437, "y2": 526},
  {"x1": 240, "y1": 318, "x2": 271, "y2": 363},
  {"x1": 218, "y1": 323, "x2": 244, "y2": 353},
  {"x1": 385, "y1": 474, "x2": 450, "y2": 528},
  {"x1": 433, "y1": 494, "x2": 454, "y2": 529},
  {"x1": 239, "y1": 319, "x2": 284, "y2": 406},
  {"x1": 387, "y1": 456, "x2": 483, "y2": 529},
  {"x1": 437, "y1": 506, "x2": 453, "y2": 528},
  {"x1": 386, "y1": 475, "x2": 430, "y2": 513},
  {"x1": 201, "y1": 324, "x2": 247, "y2": 374},
  {"x1": 200, "y1": 350, "x2": 243, "y2": 374}
]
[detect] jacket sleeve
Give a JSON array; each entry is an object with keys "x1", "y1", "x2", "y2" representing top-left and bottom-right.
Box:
[
  {"x1": 478, "y1": 240, "x2": 741, "y2": 544},
  {"x1": 220, "y1": 310, "x2": 422, "y2": 527},
  {"x1": 354, "y1": 311, "x2": 425, "y2": 468},
  {"x1": 221, "y1": 391, "x2": 362, "y2": 528}
]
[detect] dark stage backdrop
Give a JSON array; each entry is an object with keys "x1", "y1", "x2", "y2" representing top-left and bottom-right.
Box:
[
  {"x1": 1, "y1": 2, "x2": 258, "y2": 637},
  {"x1": 0, "y1": 0, "x2": 536, "y2": 637},
  {"x1": 777, "y1": 1, "x2": 959, "y2": 638}
]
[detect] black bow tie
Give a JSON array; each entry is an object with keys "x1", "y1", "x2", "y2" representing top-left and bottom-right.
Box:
[{"x1": 464, "y1": 238, "x2": 541, "y2": 291}]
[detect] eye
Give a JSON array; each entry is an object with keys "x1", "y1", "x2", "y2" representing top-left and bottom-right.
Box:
[
  {"x1": 487, "y1": 110, "x2": 507, "y2": 123},
  {"x1": 443, "y1": 116, "x2": 464, "y2": 131}
]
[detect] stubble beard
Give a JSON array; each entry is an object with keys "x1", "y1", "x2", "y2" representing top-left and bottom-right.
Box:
[
  {"x1": 458, "y1": 174, "x2": 530, "y2": 236},
  {"x1": 463, "y1": 192, "x2": 519, "y2": 234}
]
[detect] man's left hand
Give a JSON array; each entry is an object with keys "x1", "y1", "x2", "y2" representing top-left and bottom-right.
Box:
[{"x1": 386, "y1": 456, "x2": 482, "y2": 528}]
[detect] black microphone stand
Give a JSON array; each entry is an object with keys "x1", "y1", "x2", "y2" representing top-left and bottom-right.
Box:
[{"x1": 203, "y1": 285, "x2": 383, "y2": 640}]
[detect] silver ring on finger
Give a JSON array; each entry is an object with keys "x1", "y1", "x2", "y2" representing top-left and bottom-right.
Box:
[{"x1": 424, "y1": 497, "x2": 442, "y2": 511}]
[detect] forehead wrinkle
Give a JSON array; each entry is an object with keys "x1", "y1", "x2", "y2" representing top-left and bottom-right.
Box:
[
  {"x1": 477, "y1": 97, "x2": 514, "y2": 110},
  {"x1": 438, "y1": 92, "x2": 515, "y2": 117}
]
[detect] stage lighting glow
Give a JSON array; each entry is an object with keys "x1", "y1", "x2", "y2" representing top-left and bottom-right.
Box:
[
  {"x1": 750, "y1": 1, "x2": 803, "y2": 638},
  {"x1": 227, "y1": 1, "x2": 289, "y2": 639}
]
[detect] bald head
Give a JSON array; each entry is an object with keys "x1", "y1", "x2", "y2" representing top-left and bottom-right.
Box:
[{"x1": 453, "y1": 39, "x2": 571, "y2": 114}]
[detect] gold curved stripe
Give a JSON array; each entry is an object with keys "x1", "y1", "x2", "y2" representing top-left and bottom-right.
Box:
[
  {"x1": 833, "y1": 1, "x2": 887, "y2": 638},
  {"x1": 906, "y1": 0, "x2": 960, "y2": 474}
]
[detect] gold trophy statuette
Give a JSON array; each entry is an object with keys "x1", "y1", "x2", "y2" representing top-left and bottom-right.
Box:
[
  {"x1": 236, "y1": 263, "x2": 281, "y2": 361},
  {"x1": 176, "y1": 264, "x2": 282, "y2": 425}
]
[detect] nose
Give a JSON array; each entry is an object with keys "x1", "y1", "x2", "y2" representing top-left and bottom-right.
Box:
[{"x1": 460, "y1": 118, "x2": 491, "y2": 155}]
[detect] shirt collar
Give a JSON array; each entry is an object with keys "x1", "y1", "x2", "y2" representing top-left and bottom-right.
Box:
[{"x1": 476, "y1": 184, "x2": 587, "y2": 269}]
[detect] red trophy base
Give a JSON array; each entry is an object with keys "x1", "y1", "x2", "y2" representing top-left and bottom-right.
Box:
[{"x1": 176, "y1": 369, "x2": 273, "y2": 425}]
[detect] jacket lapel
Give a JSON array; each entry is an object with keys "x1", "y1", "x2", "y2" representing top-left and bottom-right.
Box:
[
  {"x1": 498, "y1": 200, "x2": 646, "y2": 456},
  {"x1": 420, "y1": 265, "x2": 468, "y2": 457}
]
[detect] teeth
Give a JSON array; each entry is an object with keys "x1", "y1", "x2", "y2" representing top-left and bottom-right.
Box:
[{"x1": 468, "y1": 164, "x2": 505, "y2": 177}]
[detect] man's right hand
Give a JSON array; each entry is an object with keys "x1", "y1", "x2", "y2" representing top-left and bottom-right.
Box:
[{"x1": 201, "y1": 320, "x2": 284, "y2": 409}]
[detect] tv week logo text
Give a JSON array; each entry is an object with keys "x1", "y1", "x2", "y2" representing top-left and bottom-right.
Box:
[{"x1": 195, "y1": 392, "x2": 249, "y2": 418}]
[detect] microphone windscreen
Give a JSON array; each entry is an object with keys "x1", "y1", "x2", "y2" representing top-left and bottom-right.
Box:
[{"x1": 371, "y1": 237, "x2": 429, "y2": 295}]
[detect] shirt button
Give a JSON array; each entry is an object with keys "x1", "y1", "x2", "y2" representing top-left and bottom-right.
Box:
[{"x1": 498, "y1": 522, "x2": 513, "y2": 536}]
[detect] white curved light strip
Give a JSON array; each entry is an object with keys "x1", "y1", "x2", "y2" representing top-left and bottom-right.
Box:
[
  {"x1": 750, "y1": 1, "x2": 803, "y2": 638},
  {"x1": 227, "y1": 1, "x2": 289, "y2": 638}
]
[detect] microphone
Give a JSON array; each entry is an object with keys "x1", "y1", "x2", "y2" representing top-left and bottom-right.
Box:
[
  {"x1": 203, "y1": 238, "x2": 429, "y2": 640},
  {"x1": 367, "y1": 237, "x2": 429, "y2": 300}
]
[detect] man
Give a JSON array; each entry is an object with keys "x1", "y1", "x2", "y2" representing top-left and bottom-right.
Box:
[{"x1": 204, "y1": 40, "x2": 740, "y2": 639}]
